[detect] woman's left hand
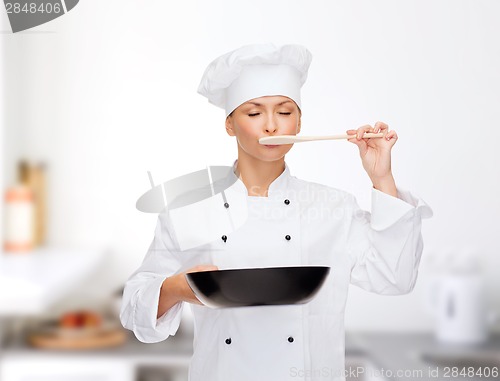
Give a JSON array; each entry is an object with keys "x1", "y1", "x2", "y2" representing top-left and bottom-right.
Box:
[{"x1": 346, "y1": 121, "x2": 398, "y2": 195}]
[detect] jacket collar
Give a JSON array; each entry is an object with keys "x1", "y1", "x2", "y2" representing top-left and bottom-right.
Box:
[{"x1": 227, "y1": 159, "x2": 291, "y2": 199}]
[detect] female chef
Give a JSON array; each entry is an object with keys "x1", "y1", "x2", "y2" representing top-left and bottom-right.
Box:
[{"x1": 121, "y1": 44, "x2": 433, "y2": 381}]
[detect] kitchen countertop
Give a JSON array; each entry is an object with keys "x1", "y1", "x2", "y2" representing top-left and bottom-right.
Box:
[
  {"x1": 2, "y1": 329, "x2": 499, "y2": 380},
  {"x1": 1, "y1": 329, "x2": 193, "y2": 365},
  {"x1": 348, "y1": 332, "x2": 500, "y2": 381}
]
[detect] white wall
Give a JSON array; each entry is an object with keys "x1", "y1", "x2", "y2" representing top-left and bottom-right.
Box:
[
  {"x1": 1, "y1": 0, "x2": 499, "y2": 331},
  {"x1": 0, "y1": 10, "x2": 4, "y2": 255}
]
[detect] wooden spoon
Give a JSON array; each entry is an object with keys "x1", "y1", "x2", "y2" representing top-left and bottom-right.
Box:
[{"x1": 259, "y1": 132, "x2": 384, "y2": 145}]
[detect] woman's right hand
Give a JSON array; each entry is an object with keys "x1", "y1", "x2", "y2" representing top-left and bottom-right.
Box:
[{"x1": 158, "y1": 264, "x2": 218, "y2": 318}]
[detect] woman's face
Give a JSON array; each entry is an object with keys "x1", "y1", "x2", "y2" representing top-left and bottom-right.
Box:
[{"x1": 225, "y1": 95, "x2": 301, "y2": 162}]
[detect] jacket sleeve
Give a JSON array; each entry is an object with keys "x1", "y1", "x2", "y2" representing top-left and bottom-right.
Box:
[
  {"x1": 348, "y1": 187, "x2": 433, "y2": 295},
  {"x1": 120, "y1": 210, "x2": 185, "y2": 343}
]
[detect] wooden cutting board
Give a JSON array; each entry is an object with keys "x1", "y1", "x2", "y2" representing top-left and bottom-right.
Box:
[{"x1": 27, "y1": 324, "x2": 127, "y2": 350}]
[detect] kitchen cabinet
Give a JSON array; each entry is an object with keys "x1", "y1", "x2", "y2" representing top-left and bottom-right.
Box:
[
  {"x1": 0, "y1": 354, "x2": 189, "y2": 381},
  {"x1": 0, "y1": 357, "x2": 134, "y2": 381},
  {"x1": 0, "y1": 330, "x2": 192, "y2": 381}
]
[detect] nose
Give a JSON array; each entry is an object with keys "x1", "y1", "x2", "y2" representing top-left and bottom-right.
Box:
[{"x1": 264, "y1": 116, "x2": 278, "y2": 134}]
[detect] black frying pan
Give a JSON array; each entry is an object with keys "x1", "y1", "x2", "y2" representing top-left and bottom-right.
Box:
[{"x1": 185, "y1": 266, "x2": 330, "y2": 308}]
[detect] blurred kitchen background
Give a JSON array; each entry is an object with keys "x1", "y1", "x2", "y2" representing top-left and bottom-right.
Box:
[{"x1": 1, "y1": 1, "x2": 500, "y2": 380}]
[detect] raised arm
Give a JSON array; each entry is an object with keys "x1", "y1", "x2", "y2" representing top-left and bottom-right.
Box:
[{"x1": 347, "y1": 188, "x2": 432, "y2": 294}]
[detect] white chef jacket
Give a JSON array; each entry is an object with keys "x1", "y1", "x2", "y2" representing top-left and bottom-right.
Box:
[{"x1": 121, "y1": 160, "x2": 433, "y2": 381}]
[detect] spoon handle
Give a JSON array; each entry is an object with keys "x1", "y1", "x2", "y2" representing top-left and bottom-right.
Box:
[
  {"x1": 259, "y1": 132, "x2": 384, "y2": 145},
  {"x1": 299, "y1": 133, "x2": 384, "y2": 141}
]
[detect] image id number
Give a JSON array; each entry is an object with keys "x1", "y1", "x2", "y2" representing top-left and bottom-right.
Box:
[
  {"x1": 5, "y1": 3, "x2": 62, "y2": 14},
  {"x1": 443, "y1": 366, "x2": 499, "y2": 378}
]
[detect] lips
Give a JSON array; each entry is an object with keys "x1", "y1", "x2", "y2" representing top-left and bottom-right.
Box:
[{"x1": 260, "y1": 136, "x2": 280, "y2": 148}]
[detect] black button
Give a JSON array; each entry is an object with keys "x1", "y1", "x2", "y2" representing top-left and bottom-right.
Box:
[
  {"x1": 288, "y1": 336, "x2": 294, "y2": 343},
  {"x1": 225, "y1": 338, "x2": 232, "y2": 345},
  {"x1": 284, "y1": 199, "x2": 290, "y2": 205},
  {"x1": 285, "y1": 235, "x2": 291, "y2": 241},
  {"x1": 224, "y1": 202, "x2": 229, "y2": 208},
  {"x1": 221, "y1": 235, "x2": 227, "y2": 242}
]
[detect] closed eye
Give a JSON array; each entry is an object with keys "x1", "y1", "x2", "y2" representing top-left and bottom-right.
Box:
[
  {"x1": 248, "y1": 113, "x2": 260, "y2": 117},
  {"x1": 279, "y1": 112, "x2": 291, "y2": 115}
]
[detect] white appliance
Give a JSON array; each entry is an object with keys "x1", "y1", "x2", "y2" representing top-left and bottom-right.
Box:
[{"x1": 428, "y1": 271, "x2": 494, "y2": 344}]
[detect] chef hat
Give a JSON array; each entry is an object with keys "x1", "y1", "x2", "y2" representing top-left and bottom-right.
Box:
[{"x1": 197, "y1": 43, "x2": 312, "y2": 116}]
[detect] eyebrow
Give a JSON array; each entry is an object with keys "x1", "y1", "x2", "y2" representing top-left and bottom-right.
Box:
[{"x1": 245, "y1": 100, "x2": 292, "y2": 107}]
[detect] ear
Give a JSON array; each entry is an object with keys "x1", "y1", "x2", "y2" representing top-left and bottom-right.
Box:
[
  {"x1": 225, "y1": 116, "x2": 236, "y2": 136},
  {"x1": 297, "y1": 115, "x2": 301, "y2": 134}
]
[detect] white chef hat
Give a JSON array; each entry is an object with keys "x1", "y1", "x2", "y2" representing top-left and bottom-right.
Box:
[{"x1": 197, "y1": 43, "x2": 312, "y2": 116}]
